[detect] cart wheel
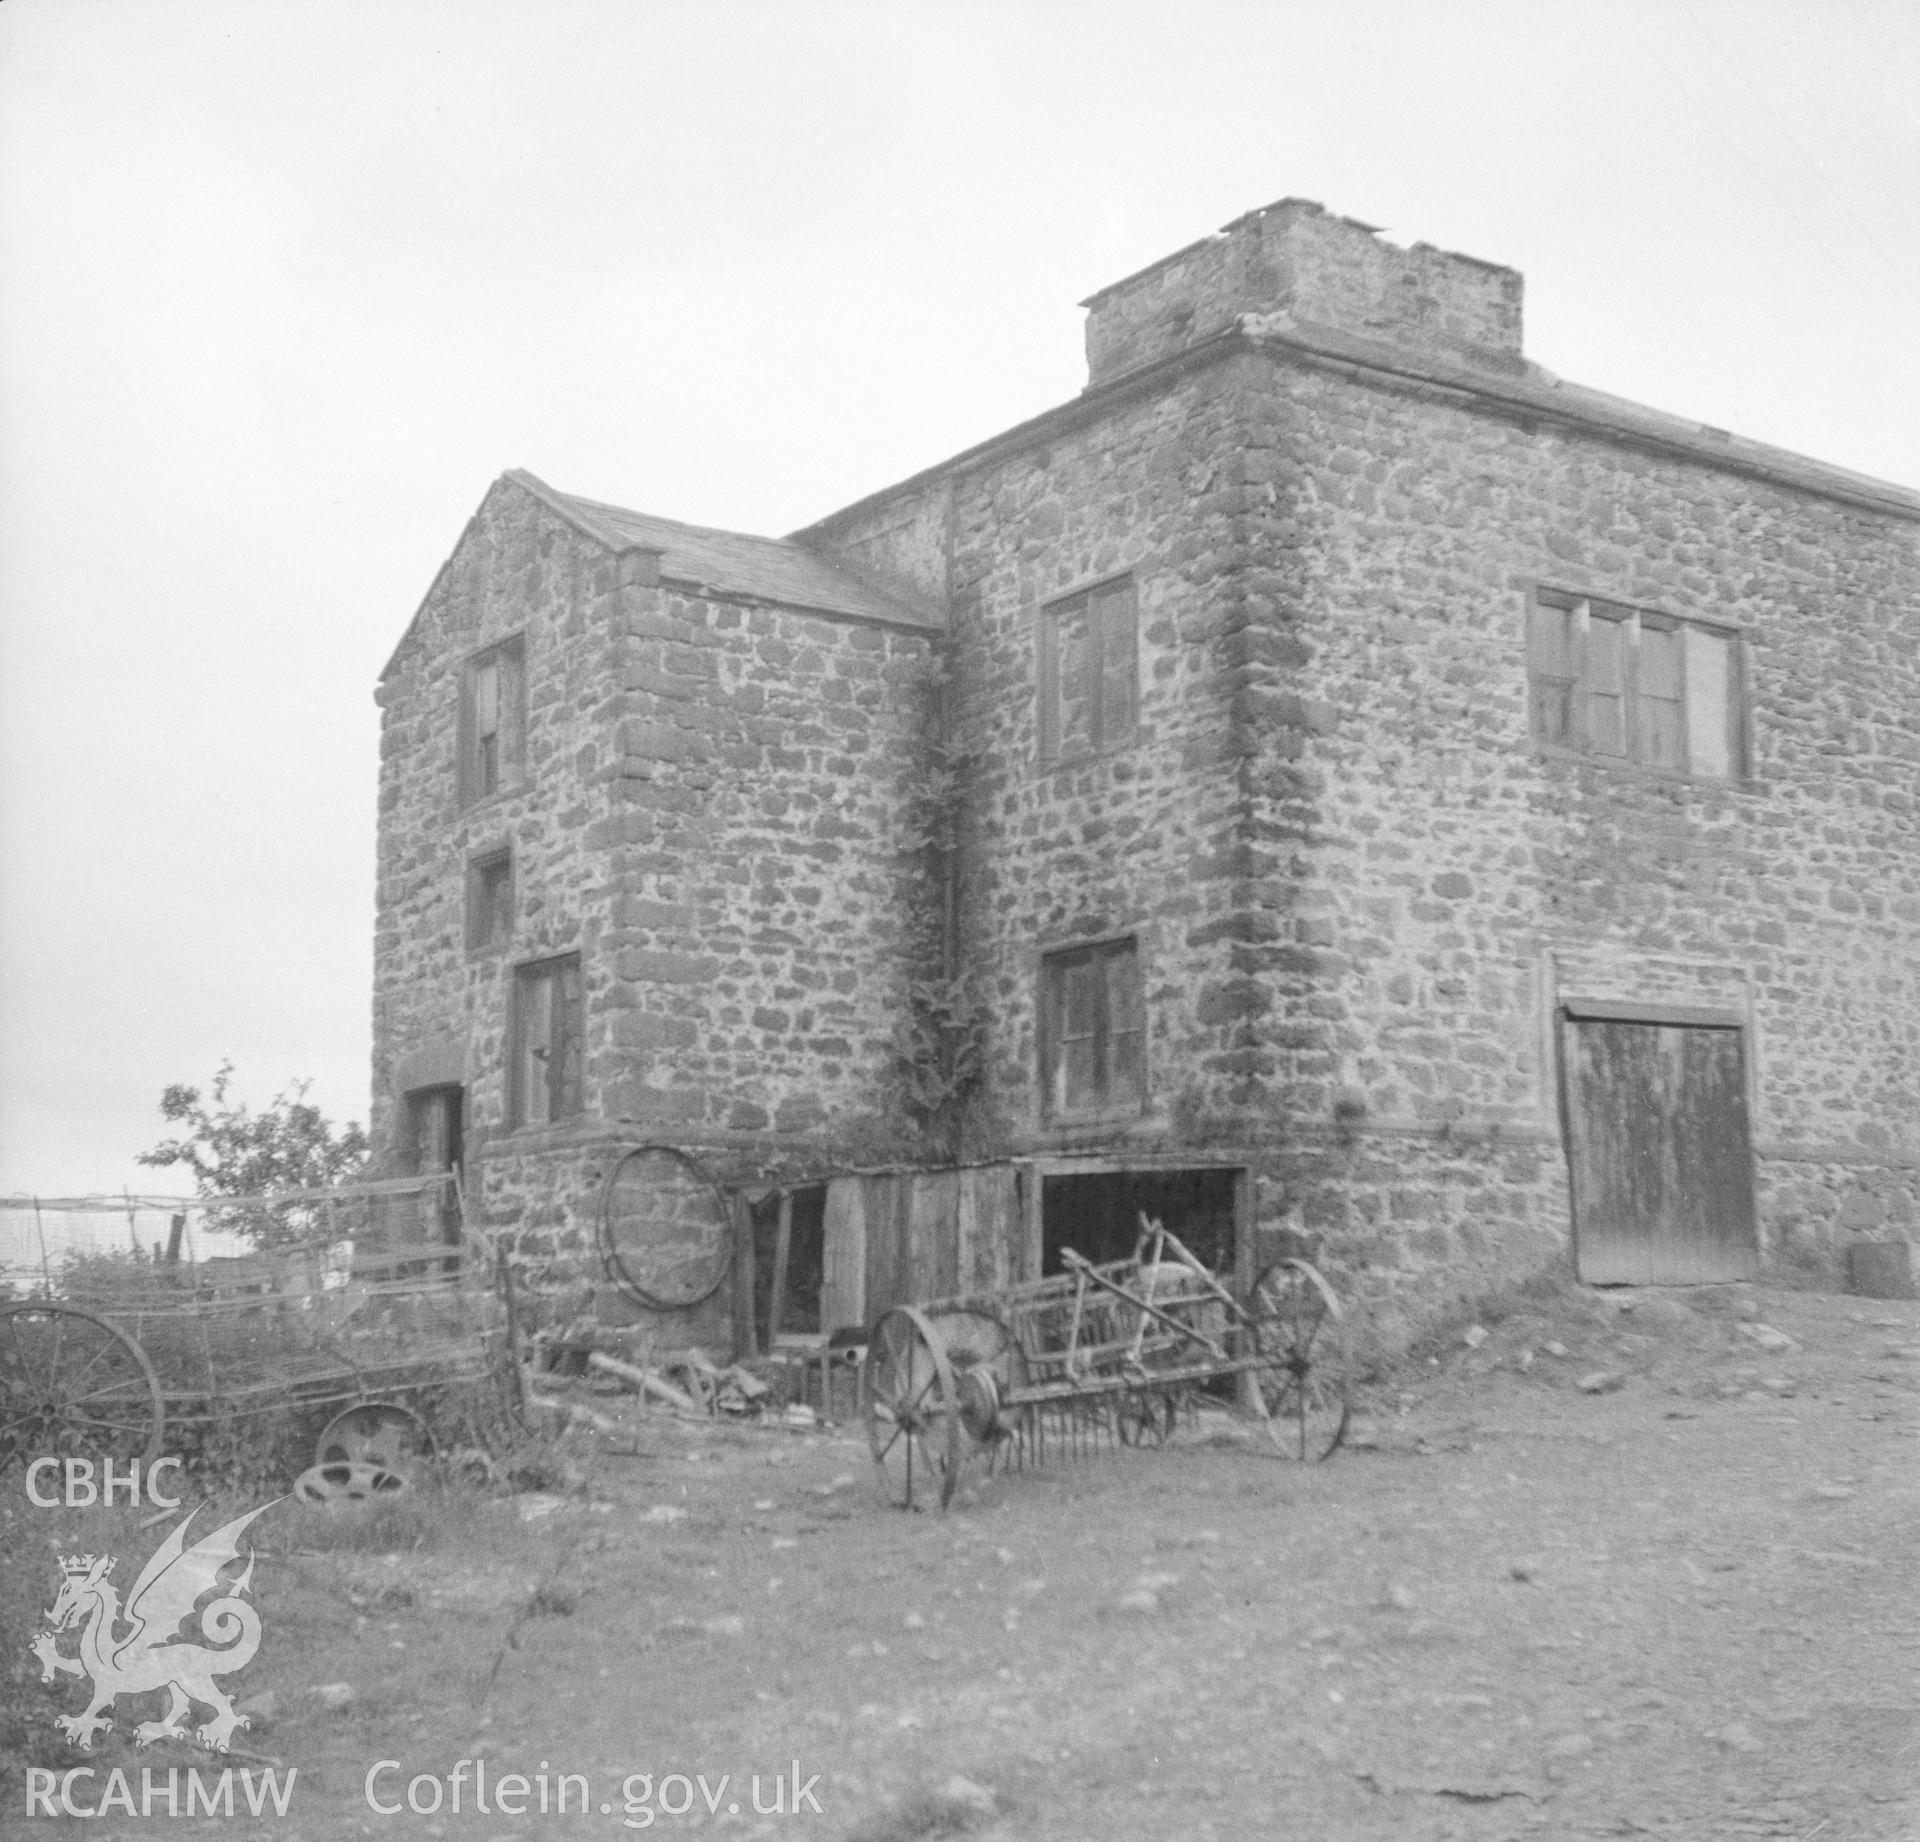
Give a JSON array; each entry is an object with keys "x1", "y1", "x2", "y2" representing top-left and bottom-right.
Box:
[
  {"x1": 1249, "y1": 1260, "x2": 1349, "y2": 1461},
  {"x1": 1115, "y1": 1389, "x2": 1178, "y2": 1447},
  {"x1": 864, "y1": 1307, "x2": 960, "y2": 1511},
  {"x1": 928, "y1": 1307, "x2": 1029, "y2": 1488},
  {"x1": 294, "y1": 1460, "x2": 410, "y2": 1505},
  {"x1": 0, "y1": 1303, "x2": 165, "y2": 1470},
  {"x1": 314, "y1": 1403, "x2": 436, "y2": 1481}
]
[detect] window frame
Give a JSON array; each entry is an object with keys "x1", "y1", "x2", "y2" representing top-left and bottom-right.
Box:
[
  {"x1": 465, "y1": 846, "x2": 514, "y2": 953},
  {"x1": 1038, "y1": 934, "x2": 1147, "y2": 1122},
  {"x1": 1036, "y1": 573, "x2": 1139, "y2": 765},
  {"x1": 1527, "y1": 587, "x2": 1747, "y2": 783},
  {"x1": 508, "y1": 952, "x2": 584, "y2": 1129},
  {"x1": 458, "y1": 635, "x2": 528, "y2": 806}
]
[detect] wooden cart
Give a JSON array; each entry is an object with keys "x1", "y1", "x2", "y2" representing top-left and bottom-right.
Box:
[
  {"x1": 864, "y1": 1216, "x2": 1349, "y2": 1509},
  {"x1": 0, "y1": 1176, "x2": 518, "y2": 1496}
]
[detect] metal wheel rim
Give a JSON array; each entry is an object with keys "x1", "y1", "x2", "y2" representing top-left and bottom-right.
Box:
[
  {"x1": 596, "y1": 1144, "x2": 732, "y2": 1310},
  {"x1": 314, "y1": 1401, "x2": 437, "y2": 1477},
  {"x1": 864, "y1": 1307, "x2": 960, "y2": 1511},
  {"x1": 0, "y1": 1303, "x2": 165, "y2": 1469},
  {"x1": 1249, "y1": 1259, "x2": 1350, "y2": 1461}
]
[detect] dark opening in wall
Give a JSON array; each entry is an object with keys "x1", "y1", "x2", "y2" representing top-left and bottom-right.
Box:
[
  {"x1": 1041, "y1": 1167, "x2": 1237, "y2": 1275},
  {"x1": 751, "y1": 1184, "x2": 827, "y2": 1346}
]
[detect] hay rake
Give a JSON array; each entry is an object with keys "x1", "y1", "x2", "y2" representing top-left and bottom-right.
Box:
[{"x1": 864, "y1": 1216, "x2": 1348, "y2": 1509}]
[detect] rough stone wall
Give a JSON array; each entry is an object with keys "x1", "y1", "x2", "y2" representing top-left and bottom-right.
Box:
[
  {"x1": 950, "y1": 365, "x2": 1262, "y2": 1155},
  {"x1": 812, "y1": 365, "x2": 1270, "y2": 1167},
  {"x1": 373, "y1": 481, "x2": 622, "y2": 1163},
  {"x1": 1242, "y1": 345, "x2": 1920, "y2": 1291},
  {"x1": 594, "y1": 573, "x2": 933, "y2": 1155},
  {"x1": 373, "y1": 477, "x2": 936, "y2": 1326}
]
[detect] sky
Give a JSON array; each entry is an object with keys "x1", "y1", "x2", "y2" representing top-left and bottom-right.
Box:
[{"x1": 1, "y1": 0, "x2": 1916, "y2": 1202}]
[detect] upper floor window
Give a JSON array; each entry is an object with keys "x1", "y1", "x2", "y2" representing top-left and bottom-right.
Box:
[
  {"x1": 1040, "y1": 936, "x2": 1145, "y2": 1119},
  {"x1": 466, "y1": 847, "x2": 514, "y2": 952},
  {"x1": 459, "y1": 637, "x2": 526, "y2": 804},
  {"x1": 1038, "y1": 576, "x2": 1137, "y2": 763},
  {"x1": 1528, "y1": 590, "x2": 1742, "y2": 781},
  {"x1": 510, "y1": 953, "x2": 583, "y2": 1128}
]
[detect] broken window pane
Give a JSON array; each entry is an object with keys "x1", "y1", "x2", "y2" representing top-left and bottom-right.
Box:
[{"x1": 1684, "y1": 625, "x2": 1734, "y2": 780}]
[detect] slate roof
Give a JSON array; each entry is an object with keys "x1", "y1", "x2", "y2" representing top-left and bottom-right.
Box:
[{"x1": 512, "y1": 470, "x2": 944, "y2": 631}]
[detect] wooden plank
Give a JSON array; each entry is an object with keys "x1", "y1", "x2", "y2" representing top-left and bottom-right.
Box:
[
  {"x1": 908, "y1": 1169, "x2": 960, "y2": 1302},
  {"x1": 958, "y1": 1164, "x2": 1019, "y2": 1296},
  {"x1": 863, "y1": 1174, "x2": 908, "y2": 1323},
  {"x1": 730, "y1": 1190, "x2": 755, "y2": 1361},
  {"x1": 1564, "y1": 1019, "x2": 1758, "y2": 1285},
  {"x1": 1660, "y1": 1024, "x2": 1759, "y2": 1284},
  {"x1": 820, "y1": 1177, "x2": 866, "y2": 1333},
  {"x1": 767, "y1": 1191, "x2": 793, "y2": 1342},
  {"x1": 1563, "y1": 997, "x2": 1744, "y2": 1029}
]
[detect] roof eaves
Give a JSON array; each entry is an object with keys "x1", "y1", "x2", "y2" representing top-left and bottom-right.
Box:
[{"x1": 1240, "y1": 317, "x2": 1920, "y2": 522}]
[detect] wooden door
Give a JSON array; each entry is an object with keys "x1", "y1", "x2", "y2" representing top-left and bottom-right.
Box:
[{"x1": 1563, "y1": 1014, "x2": 1758, "y2": 1284}]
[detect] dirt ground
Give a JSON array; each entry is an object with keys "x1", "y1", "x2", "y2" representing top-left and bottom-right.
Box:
[{"x1": 7, "y1": 1276, "x2": 1918, "y2": 1840}]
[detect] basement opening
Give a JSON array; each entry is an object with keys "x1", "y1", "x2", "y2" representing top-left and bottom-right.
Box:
[{"x1": 1040, "y1": 1166, "x2": 1239, "y2": 1276}]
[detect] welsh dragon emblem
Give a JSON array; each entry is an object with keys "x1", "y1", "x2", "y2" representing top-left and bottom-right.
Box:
[{"x1": 30, "y1": 1502, "x2": 278, "y2": 1753}]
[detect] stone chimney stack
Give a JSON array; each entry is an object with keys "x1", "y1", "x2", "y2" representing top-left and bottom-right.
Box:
[{"x1": 1081, "y1": 197, "x2": 1525, "y2": 389}]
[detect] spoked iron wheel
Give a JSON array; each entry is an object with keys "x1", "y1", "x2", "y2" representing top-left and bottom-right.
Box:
[
  {"x1": 865, "y1": 1307, "x2": 960, "y2": 1511},
  {"x1": 1249, "y1": 1259, "x2": 1350, "y2": 1461},
  {"x1": 0, "y1": 1303, "x2": 165, "y2": 1470}
]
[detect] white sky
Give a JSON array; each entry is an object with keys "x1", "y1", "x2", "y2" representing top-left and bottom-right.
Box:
[{"x1": 2, "y1": 0, "x2": 1916, "y2": 1200}]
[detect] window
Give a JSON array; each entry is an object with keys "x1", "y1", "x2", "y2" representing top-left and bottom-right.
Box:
[
  {"x1": 1529, "y1": 590, "x2": 1741, "y2": 780},
  {"x1": 459, "y1": 637, "x2": 526, "y2": 803},
  {"x1": 466, "y1": 848, "x2": 514, "y2": 951},
  {"x1": 510, "y1": 954, "x2": 583, "y2": 1127},
  {"x1": 1040, "y1": 937, "x2": 1146, "y2": 1118},
  {"x1": 1038, "y1": 576, "x2": 1137, "y2": 761}
]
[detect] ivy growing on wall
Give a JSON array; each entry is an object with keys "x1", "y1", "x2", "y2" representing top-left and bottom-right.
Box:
[{"x1": 892, "y1": 642, "x2": 984, "y2": 1159}]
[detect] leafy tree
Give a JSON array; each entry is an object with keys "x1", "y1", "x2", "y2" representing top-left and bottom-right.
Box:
[{"x1": 138, "y1": 1061, "x2": 369, "y2": 1200}]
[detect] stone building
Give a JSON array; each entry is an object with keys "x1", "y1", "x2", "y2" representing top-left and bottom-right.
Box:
[{"x1": 372, "y1": 198, "x2": 1920, "y2": 1354}]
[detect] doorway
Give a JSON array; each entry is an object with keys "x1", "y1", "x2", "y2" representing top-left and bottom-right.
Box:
[
  {"x1": 750, "y1": 1184, "x2": 827, "y2": 1348},
  {"x1": 1561, "y1": 1006, "x2": 1759, "y2": 1284},
  {"x1": 405, "y1": 1085, "x2": 465, "y2": 1248}
]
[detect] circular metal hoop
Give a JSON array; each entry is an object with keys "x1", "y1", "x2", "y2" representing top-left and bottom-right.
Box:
[
  {"x1": 0, "y1": 1303, "x2": 165, "y2": 1470},
  {"x1": 597, "y1": 1144, "x2": 732, "y2": 1311}
]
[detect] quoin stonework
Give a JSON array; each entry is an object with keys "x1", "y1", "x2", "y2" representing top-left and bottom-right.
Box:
[{"x1": 372, "y1": 197, "x2": 1919, "y2": 1358}]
